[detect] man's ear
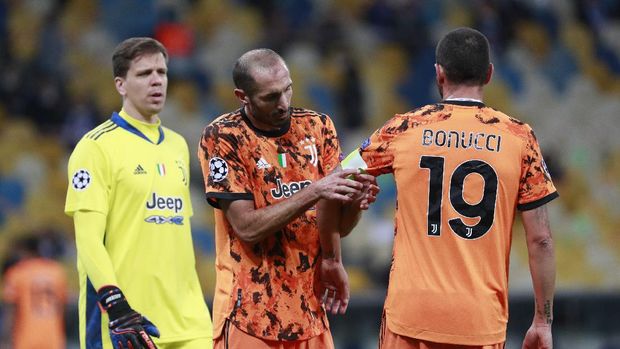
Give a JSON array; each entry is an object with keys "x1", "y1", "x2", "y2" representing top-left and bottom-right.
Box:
[
  {"x1": 234, "y1": 88, "x2": 249, "y2": 105},
  {"x1": 435, "y1": 63, "x2": 446, "y2": 86},
  {"x1": 484, "y1": 63, "x2": 494, "y2": 85},
  {"x1": 115, "y1": 77, "x2": 126, "y2": 96}
]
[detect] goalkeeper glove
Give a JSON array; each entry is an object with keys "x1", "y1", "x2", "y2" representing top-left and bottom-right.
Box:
[{"x1": 98, "y1": 286, "x2": 160, "y2": 349}]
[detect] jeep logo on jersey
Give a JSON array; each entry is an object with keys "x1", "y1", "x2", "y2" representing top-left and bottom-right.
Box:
[
  {"x1": 146, "y1": 192, "x2": 183, "y2": 213},
  {"x1": 270, "y1": 178, "x2": 312, "y2": 199}
]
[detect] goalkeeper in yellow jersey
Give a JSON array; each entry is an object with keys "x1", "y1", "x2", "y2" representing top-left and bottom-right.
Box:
[{"x1": 65, "y1": 37, "x2": 212, "y2": 349}]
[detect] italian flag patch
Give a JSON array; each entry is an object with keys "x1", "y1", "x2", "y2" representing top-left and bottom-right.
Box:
[
  {"x1": 156, "y1": 163, "x2": 166, "y2": 176},
  {"x1": 278, "y1": 153, "x2": 287, "y2": 167}
]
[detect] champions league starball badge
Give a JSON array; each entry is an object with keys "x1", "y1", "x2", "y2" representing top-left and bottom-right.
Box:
[
  {"x1": 360, "y1": 138, "x2": 371, "y2": 150},
  {"x1": 209, "y1": 157, "x2": 229, "y2": 182},
  {"x1": 72, "y1": 169, "x2": 91, "y2": 190}
]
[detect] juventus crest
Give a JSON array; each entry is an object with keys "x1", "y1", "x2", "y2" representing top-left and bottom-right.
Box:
[{"x1": 299, "y1": 137, "x2": 318, "y2": 167}]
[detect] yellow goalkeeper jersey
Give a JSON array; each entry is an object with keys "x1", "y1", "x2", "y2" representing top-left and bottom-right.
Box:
[{"x1": 65, "y1": 110, "x2": 212, "y2": 348}]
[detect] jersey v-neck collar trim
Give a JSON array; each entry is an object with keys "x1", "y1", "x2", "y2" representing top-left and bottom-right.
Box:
[
  {"x1": 110, "y1": 112, "x2": 165, "y2": 144},
  {"x1": 240, "y1": 107, "x2": 291, "y2": 138}
]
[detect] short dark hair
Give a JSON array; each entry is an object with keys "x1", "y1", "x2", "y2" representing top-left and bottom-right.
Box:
[
  {"x1": 436, "y1": 27, "x2": 490, "y2": 85},
  {"x1": 16, "y1": 235, "x2": 40, "y2": 256},
  {"x1": 232, "y1": 48, "x2": 285, "y2": 95},
  {"x1": 112, "y1": 37, "x2": 168, "y2": 78}
]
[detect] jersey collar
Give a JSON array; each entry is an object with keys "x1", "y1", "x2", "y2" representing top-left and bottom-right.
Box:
[
  {"x1": 441, "y1": 99, "x2": 485, "y2": 107},
  {"x1": 110, "y1": 112, "x2": 165, "y2": 144},
  {"x1": 240, "y1": 107, "x2": 291, "y2": 138}
]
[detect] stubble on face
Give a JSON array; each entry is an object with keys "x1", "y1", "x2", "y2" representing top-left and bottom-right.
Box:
[{"x1": 245, "y1": 62, "x2": 293, "y2": 130}]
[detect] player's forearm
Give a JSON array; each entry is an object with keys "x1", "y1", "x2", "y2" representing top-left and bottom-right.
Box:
[
  {"x1": 74, "y1": 210, "x2": 119, "y2": 288},
  {"x1": 522, "y1": 206, "x2": 556, "y2": 325},
  {"x1": 227, "y1": 187, "x2": 320, "y2": 244},
  {"x1": 318, "y1": 199, "x2": 343, "y2": 260},
  {"x1": 339, "y1": 203, "x2": 362, "y2": 238},
  {"x1": 528, "y1": 240, "x2": 555, "y2": 325}
]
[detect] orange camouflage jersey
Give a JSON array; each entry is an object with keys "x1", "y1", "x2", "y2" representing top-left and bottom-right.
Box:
[
  {"x1": 355, "y1": 100, "x2": 558, "y2": 345},
  {"x1": 198, "y1": 107, "x2": 341, "y2": 342},
  {"x1": 2, "y1": 258, "x2": 68, "y2": 349}
]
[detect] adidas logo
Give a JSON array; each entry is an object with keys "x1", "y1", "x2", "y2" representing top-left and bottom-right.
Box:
[
  {"x1": 134, "y1": 165, "x2": 147, "y2": 175},
  {"x1": 256, "y1": 158, "x2": 271, "y2": 169}
]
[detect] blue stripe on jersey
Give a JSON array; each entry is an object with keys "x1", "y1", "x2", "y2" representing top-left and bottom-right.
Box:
[
  {"x1": 86, "y1": 278, "x2": 103, "y2": 349},
  {"x1": 110, "y1": 112, "x2": 164, "y2": 144}
]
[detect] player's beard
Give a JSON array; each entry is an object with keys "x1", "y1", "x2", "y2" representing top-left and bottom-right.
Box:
[
  {"x1": 246, "y1": 103, "x2": 290, "y2": 130},
  {"x1": 271, "y1": 108, "x2": 290, "y2": 127}
]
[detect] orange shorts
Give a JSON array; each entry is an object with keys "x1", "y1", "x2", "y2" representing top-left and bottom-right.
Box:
[
  {"x1": 379, "y1": 314, "x2": 504, "y2": 349},
  {"x1": 214, "y1": 320, "x2": 334, "y2": 349}
]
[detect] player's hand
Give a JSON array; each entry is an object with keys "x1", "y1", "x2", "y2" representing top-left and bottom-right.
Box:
[
  {"x1": 522, "y1": 323, "x2": 552, "y2": 349},
  {"x1": 109, "y1": 312, "x2": 160, "y2": 349},
  {"x1": 314, "y1": 169, "x2": 364, "y2": 203},
  {"x1": 318, "y1": 257, "x2": 350, "y2": 315},
  {"x1": 99, "y1": 286, "x2": 160, "y2": 349},
  {"x1": 347, "y1": 172, "x2": 380, "y2": 210}
]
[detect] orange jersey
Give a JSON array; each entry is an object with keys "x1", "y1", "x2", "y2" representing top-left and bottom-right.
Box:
[
  {"x1": 357, "y1": 101, "x2": 558, "y2": 345},
  {"x1": 198, "y1": 107, "x2": 341, "y2": 341},
  {"x1": 214, "y1": 319, "x2": 335, "y2": 349},
  {"x1": 2, "y1": 258, "x2": 68, "y2": 349}
]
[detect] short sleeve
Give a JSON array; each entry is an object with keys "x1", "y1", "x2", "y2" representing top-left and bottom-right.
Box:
[
  {"x1": 355, "y1": 118, "x2": 401, "y2": 176},
  {"x1": 517, "y1": 128, "x2": 558, "y2": 211},
  {"x1": 320, "y1": 115, "x2": 342, "y2": 173},
  {"x1": 64, "y1": 138, "x2": 111, "y2": 216},
  {"x1": 198, "y1": 126, "x2": 254, "y2": 208}
]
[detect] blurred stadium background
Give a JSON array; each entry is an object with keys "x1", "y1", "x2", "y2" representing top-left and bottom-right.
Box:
[{"x1": 0, "y1": 0, "x2": 619, "y2": 348}]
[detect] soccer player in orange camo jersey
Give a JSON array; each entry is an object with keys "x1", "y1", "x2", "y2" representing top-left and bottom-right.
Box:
[
  {"x1": 1, "y1": 235, "x2": 68, "y2": 349},
  {"x1": 323, "y1": 27, "x2": 558, "y2": 349},
  {"x1": 198, "y1": 49, "x2": 378, "y2": 349}
]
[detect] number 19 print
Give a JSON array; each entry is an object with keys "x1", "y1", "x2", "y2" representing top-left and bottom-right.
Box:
[{"x1": 420, "y1": 156, "x2": 498, "y2": 240}]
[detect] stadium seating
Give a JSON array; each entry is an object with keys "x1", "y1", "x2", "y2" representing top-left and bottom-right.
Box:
[{"x1": 0, "y1": 1, "x2": 618, "y2": 347}]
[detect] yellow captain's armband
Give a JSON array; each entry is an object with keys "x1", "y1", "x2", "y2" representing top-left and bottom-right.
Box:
[{"x1": 341, "y1": 149, "x2": 368, "y2": 175}]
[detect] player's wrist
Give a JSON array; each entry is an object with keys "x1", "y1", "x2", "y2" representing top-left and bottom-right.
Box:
[
  {"x1": 533, "y1": 318, "x2": 553, "y2": 326},
  {"x1": 321, "y1": 251, "x2": 341, "y2": 263},
  {"x1": 98, "y1": 285, "x2": 133, "y2": 322},
  {"x1": 309, "y1": 181, "x2": 325, "y2": 202}
]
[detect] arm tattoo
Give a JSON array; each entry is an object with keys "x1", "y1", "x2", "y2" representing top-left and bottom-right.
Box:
[{"x1": 543, "y1": 299, "x2": 553, "y2": 324}]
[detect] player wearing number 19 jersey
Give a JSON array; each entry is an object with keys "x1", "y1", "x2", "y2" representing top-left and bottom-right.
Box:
[
  {"x1": 345, "y1": 101, "x2": 557, "y2": 345},
  {"x1": 341, "y1": 28, "x2": 558, "y2": 348}
]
